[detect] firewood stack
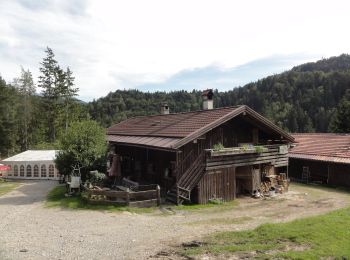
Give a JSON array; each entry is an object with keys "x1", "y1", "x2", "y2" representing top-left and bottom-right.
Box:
[{"x1": 260, "y1": 173, "x2": 289, "y2": 196}]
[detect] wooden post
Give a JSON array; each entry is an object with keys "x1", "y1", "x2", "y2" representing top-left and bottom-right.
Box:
[
  {"x1": 233, "y1": 167, "x2": 236, "y2": 200},
  {"x1": 156, "y1": 185, "x2": 161, "y2": 206},
  {"x1": 327, "y1": 164, "x2": 330, "y2": 184},
  {"x1": 87, "y1": 190, "x2": 91, "y2": 201},
  {"x1": 176, "y1": 185, "x2": 179, "y2": 205},
  {"x1": 126, "y1": 188, "x2": 130, "y2": 206}
]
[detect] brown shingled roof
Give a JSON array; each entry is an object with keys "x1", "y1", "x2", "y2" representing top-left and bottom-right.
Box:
[
  {"x1": 289, "y1": 133, "x2": 350, "y2": 164},
  {"x1": 107, "y1": 106, "x2": 241, "y2": 138},
  {"x1": 107, "y1": 105, "x2": 294, "y2": 150}
]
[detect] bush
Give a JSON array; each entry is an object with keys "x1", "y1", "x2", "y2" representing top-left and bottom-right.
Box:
[
  {"x1": 55, "y1": 120, "x2": 107, "y2": 180},
  {"x1": 254, "y1": 145, "x2": 268, "y2": 153},
  {"x1": 87, "y1": 171, "x2": 107, "y2": 186},
  {"x1": 213, "y1": 143, "x2": 225, "y2": 151}
]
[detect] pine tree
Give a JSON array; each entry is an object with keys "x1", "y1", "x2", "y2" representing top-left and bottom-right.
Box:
[
  {"x1": 330, "y1": 98, "x2": 350, "y2": 133},
  {"x1": 62, "y1": 67, "x2": 79, "y2": 134},
  {"x1": 13, "y1": 67, "x2": 36, "y2": 150},
  {"x1": 38, "y1": 47, "x2": 60, "y2": 142},
  {"x1": 0, "y1": 77, "x2": 19, "y2": 157}
]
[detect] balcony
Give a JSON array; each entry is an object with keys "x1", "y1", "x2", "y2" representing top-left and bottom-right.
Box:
[
  {"x1": 206, "y1": 145, "x2": 269, "y2": 157},
  {"x1": 205, "y1": 144, "x2": 289, "y2": 170}
]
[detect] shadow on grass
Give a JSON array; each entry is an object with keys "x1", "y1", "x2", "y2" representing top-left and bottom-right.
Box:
[{"x1": 45, "y1": 185, "x2": 155, "y2": 214}]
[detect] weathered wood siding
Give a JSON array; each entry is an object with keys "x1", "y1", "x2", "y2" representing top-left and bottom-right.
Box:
[
  {"x1": 197, "y1": 167, "x2": 235, "y2": 204},
  {"x1": 329, "y1": 164, "x2": 350, "y2": 187},
  {"x1": 289, "y1": 158, "x2": 350, "y2": 187},
  {"x1": 206, "y1": 145, "x2": 288, "y2": 171}
]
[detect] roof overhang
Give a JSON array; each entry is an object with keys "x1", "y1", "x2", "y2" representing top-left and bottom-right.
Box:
[
  {"x1": 289, "y1": 153, "x2": 350, "y2": 164},
  {"x1": 107, "y1": 135, "x2": 180, "y2": 152}
]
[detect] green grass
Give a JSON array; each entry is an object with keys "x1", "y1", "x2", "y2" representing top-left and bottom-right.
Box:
[
  {"x1": 0, "y1": 180, "x2": 20, "y2": 196},
  {"x1": 181, "y1": 208, "x2": 350, "y2": 259},
  {"x1": 45, "y1": 185, "x2": 156, "y2": 213}
]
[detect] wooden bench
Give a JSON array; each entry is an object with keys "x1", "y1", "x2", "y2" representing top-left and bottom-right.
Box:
[{"x1": 120, "y1": 178, "x2": 139, "y2": 191}]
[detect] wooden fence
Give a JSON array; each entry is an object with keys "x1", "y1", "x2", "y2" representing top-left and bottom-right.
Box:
[{"x1": 85, "y1": 184, "x2": 161, "y2": 208}]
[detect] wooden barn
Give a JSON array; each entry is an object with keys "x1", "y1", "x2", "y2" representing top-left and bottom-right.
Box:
[
  {"x1": 107, "y1": 94, "x2": 294, "y2": 204},
  {"x1": 289, "y1": 133, "x2": 350, "y2": 187}
]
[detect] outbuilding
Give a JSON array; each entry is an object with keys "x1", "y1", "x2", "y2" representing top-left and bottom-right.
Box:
[
  {"x1": 1, "y1": 150, "x2": 60, "y2": 180},
  {"x1": 289, "y1": 133, "x2": 350, "y2": 187}
]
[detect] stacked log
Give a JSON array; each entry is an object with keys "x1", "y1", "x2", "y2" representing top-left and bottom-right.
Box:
[{"x1": 259, "y1": 173, "x2": 289, "y2": 196}]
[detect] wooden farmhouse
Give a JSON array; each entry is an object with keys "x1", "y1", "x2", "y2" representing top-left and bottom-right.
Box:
[
  {"x1": 289, "y1": 133, "x2": 350, "y2": 187},
  {"x1": 107, "y1": 92, "x2": 294, "y2": 204}
]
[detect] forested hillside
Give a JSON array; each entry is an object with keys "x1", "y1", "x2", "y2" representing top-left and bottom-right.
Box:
[
  {"x1": 1, "y1": 54, "x2": 350, "y2": 158},
  {"x1": 88, "y1": 54, "x2": 350, "y2": 132},
  {"x1": 0, "y1": 48, "x2": 88, "y2": 158}
]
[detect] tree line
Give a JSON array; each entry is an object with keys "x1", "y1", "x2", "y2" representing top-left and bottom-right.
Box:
[
  {"x1": 88, "y1": 55, "x2": 350, "y2": 133},
  {"x1": 1, "y1": 53, "x2": 350, "y2": 158},
  {"x1": 0, "y1": 47, "x2": 88, "y2": 158}
]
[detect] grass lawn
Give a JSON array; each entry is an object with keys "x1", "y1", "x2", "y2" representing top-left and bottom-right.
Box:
[
  {"x1": 47, "y1": 185, "x2": 239, "y2": 214},
  {"x1": 181, "y1": 207, "x2": 350, "y2": 259},
  {"x1": 0, "y1": 179, "x2": 20, "y2": 196},
  {"x1": 45, "y1": 185, "x2": 155, "y2": 213}
]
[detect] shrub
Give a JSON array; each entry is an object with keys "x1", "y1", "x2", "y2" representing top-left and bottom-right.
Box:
[
  {"x1": 213, "y1": 143, "x2": 225, "y2": 151},
  {"x1": 254, "y1": 146, "x2": 268, "y2": 153},
  {"x1": 87, "y1": 171, "x2": 107, "y2": 186}
]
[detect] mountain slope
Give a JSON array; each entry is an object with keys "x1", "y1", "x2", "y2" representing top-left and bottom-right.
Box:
[{"x1": 88, "y1": 54, "x2": 350, "y2": 132}]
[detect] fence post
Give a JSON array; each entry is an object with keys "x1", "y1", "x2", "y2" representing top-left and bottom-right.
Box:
[
  {"x1": 156, "y1": 185, "x2": 161, "y2": 206},
  {"x1": 176, "y1": 185, "x2": 179, "y2": 205},
  {"x1": 126, "y1": 188, "x2": 130, "y2": 206}
]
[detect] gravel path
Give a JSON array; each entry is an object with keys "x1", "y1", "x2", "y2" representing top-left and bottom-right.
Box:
[{"x1": 0, "y1": 181, "x2": 349, "y2": 260}]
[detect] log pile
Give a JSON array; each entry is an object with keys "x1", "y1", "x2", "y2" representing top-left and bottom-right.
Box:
[{"x1": 259, "y1": 173, "x2": 289, "y2": 197}]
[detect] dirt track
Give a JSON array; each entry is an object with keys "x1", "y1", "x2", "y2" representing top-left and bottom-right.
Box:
[{"x1": 0, "y1": 181, "x2": 349, "y2": 260}]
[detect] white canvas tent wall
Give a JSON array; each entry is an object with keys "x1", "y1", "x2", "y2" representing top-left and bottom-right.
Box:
[{"x1": 1, "y1": 150, "x2": 60, "y2": 180}]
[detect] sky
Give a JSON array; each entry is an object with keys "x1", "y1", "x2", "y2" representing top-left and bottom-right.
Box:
[{"x1": 1, "y1": 0, "x2": 350, "y2": 101}]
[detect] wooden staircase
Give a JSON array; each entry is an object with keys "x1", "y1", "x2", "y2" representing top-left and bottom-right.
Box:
[{"x1": 166, "y1": 152, "x2": 206, "y2": 205}]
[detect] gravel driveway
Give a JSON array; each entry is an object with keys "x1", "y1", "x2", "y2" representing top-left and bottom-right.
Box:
[{"x1": 0, "y1": 181, "x2": 349, "y2": 260}]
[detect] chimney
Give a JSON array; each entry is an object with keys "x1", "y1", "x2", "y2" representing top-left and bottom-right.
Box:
[
  {"x1": 160, "y1": 102, "x2": 170, "y2": 115},
  {"x1": 202, "y1": 89, "x2": 214, "y2": 110}
]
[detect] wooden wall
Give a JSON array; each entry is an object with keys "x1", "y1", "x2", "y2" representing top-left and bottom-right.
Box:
[
  {"x1": 113, "y1": 144, "x2": 177, "y2": 192},
  {"x1": 329, "y1": 163, "x2": 350, "y2": 187},
  {"x1": 196, "y1": 167, "x2": 235, "y2": 204},
  {"x1": 289, "y1": 158, "x2": 350, "y2": 187}
]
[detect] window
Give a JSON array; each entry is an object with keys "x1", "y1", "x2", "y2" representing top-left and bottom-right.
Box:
[
  {"x1": 49, "y1": 164, "x2": 54, "y2": 178},
  {"x1": 41, "y1": 165, "x2": 47, "y2": 178},
  {"x1": 14, "y1": 165, "x2": 18, "y2": 177},
  {"x1": 26, "y1": 165, "x2": 32, "y2": 177},
  {"x1": 34, "y1": 165, "x2": 39, "y2": 177},
  {"x1": 20, "y1": 165, "x2": 25, "y2": 177}
]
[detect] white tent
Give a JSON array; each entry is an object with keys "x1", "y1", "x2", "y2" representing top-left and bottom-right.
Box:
[{"x1": 1, "y1": 150, "x2": 60, "y2": 180}]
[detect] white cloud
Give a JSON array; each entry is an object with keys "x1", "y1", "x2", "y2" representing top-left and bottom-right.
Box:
[{"x1": 0, "y1": 0, "x2": 350, "y2": 101}]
